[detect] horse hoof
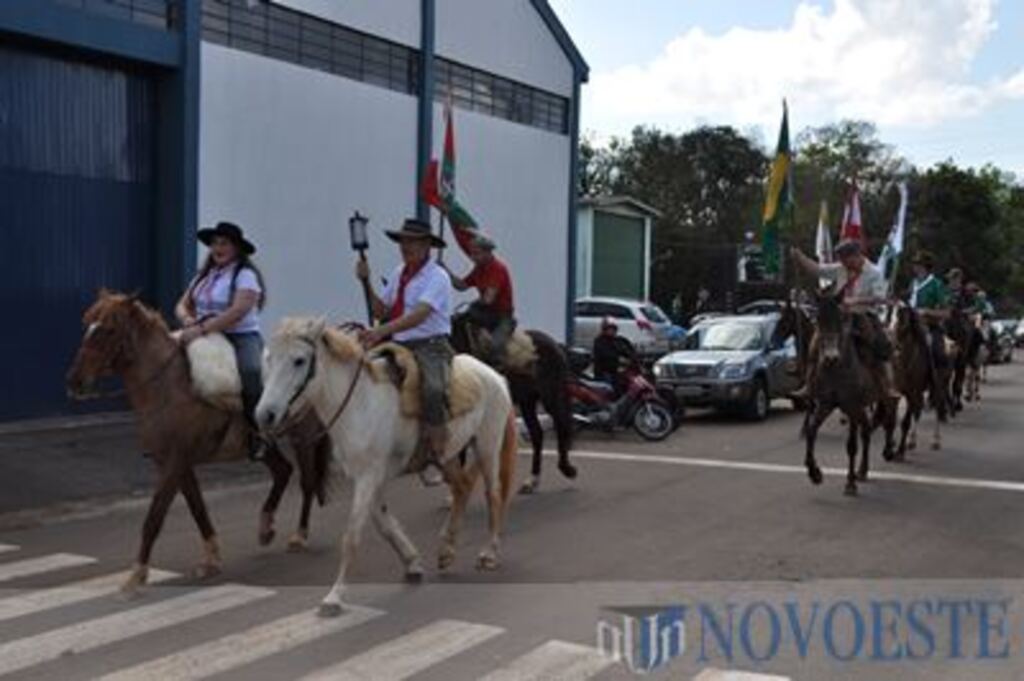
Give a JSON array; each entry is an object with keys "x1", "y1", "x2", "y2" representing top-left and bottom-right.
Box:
[
  {"x1": 318, "y1": 602, "x2": 344, "y2": 618},
  {"x1": 558, "y1": 461, "x2": 578, "y2": 480},
  {"x1": 518, "y1": 478, "x2": 538, "y2": 495},
  {"x1": 476, "y1": 552, "x2": 500, "y2": 571},
  {"x1": 882, "y1": 447, "x2": 895, "y2": 462},
  {"x1": 807, "y1": 467, "x2": 824, "y2": 485},
  {"x1": 405, "y1": 566, "x2": 425, "y2": 583},
  {"x1": 117, "y1": 585, "x2": 143, "y2": 601},
  {"x1": 287, "y1": 533, "x2": 309, "y2": 553},
  {"x1": 191, "y1": 562, "x2": 222, "y2": 580},
  {"x1": 258, "y1": 529, "x2": 276, "y2": 547},
  {"x1": 438, "y1": 548, "x2": 456, "y2": 571},
  {"x1": 932, "y1": 442, "x2": 941, "y2": 451},
  {"x1": 844, "y1": 484, "x2": 858, "y2": 497}
]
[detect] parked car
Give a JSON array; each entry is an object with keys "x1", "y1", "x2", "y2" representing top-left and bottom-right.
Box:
[
  {"x1": 573, "y1": 297, "x2": 673, "y2": 359},
  {"x1": 737, "y1": 299, "x2": 787, "y2": 316},
  {"x1": 652, "y1": 315, "x2": 800, "y2": 420},
  {"x1": 1016, "y1": 319, "x2": 1024, "y2": 348}
]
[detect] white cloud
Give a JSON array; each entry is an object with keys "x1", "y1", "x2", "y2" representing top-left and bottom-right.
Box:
[{"x1": 584, "y1": 0, "x2": 1022, "y2": 138}]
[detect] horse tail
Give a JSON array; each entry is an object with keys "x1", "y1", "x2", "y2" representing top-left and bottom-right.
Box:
[{"x1": 498, "y1": 408, "x2": 518, "y2": 511}]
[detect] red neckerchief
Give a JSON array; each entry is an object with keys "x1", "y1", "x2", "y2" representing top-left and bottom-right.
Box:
[{"x1": 389, "y1": 257, "x2": 428, "y2": 321}]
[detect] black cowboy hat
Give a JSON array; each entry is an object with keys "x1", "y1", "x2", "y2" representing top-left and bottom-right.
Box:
[
  {"x1": 385, "y1": 218, "x2": 446, "y2": 248},
  {"x1": 912, "y1": 250, "x2": 935, "y2": 269},
  {"x1": 197, "y1": 221, "x2": 256, "y2": 255}
]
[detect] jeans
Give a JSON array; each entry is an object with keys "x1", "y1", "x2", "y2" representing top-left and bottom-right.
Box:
[
  {"x1": 226, "y1": 332, "x2": 264, "y2": 425},
  {"x1": 402, "y1": 336, "x2": 454, "y2": 427}
]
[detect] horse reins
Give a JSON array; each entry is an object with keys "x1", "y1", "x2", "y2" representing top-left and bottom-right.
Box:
[{"x1": 74, "y1": 345, "x2": 181, "y2": 401}]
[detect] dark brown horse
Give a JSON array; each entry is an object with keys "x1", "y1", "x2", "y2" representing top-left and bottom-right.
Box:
[
  {"x1": 450, "y1": 314, "x2": 576, "y2": 494},
  {"x1": 803, "y1": 293, "x2": 896, "y2": 496},
  {"x1": 66, "y1": 290, "x2": 329, "y2": 595},
  {"x1": 890, "y1": 303, "x2": 941, "y2": 456}
]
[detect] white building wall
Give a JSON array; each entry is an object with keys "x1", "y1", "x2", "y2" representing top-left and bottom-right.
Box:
[
  {"x1": 199, "y1": 44, "x2": 419, "y2": 330},
  {"x1": 434, "y1": 103, "x2": 571, "y2": 338},
  {"x1": 576, "y1": 206, "x2": 593, "y2": 297},
  {"x1": 272, "y1": 0, "x2": 420, "y2": 47},
  {"x1": 436, "y1": 0, "x2": 574, "y2": 96}
]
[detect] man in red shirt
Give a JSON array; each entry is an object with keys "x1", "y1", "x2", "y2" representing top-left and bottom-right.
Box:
[{"x1": 447, "y1": 233, "x2": 515, "y2": 367}]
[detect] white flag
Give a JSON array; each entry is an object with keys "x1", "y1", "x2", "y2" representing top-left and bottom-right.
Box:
[
  {"x1": 878, "y1": 182, "x2": 909, "y2": 284},
  {"x1": 815, "y1": 200, "x2": 833, "y2": 263}
]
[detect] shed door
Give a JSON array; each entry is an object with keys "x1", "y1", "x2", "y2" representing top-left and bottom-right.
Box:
[
  {"x1": 0, "y1": 45, "x2": 156, "y2": 420},
  {"x1": 592, "y1": 212, "x2": 645, "y2": 299}
]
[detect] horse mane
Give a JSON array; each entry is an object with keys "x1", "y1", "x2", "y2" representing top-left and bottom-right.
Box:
[
  {"x1": 86, "y1": 289, "x2": 170, "y2": 334},
  {"x1": 322, "y1": 327, "x2": 364, "y2": 362}
]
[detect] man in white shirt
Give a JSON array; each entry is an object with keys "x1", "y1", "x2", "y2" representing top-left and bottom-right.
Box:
[
  {"x1": 789, "y1": 239, "x2": 899, "y2": 399},
  {"x1": 356, "y1": 218, "x2": 453, "y2": 469}
]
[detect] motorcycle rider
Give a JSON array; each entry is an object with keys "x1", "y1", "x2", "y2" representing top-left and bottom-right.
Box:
[{"x1": 592, "y1": 317, "x2": 636, "y2": 393}]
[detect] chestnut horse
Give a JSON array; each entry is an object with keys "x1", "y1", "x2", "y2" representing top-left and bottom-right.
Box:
[
  {"x1": 890, "y1": 303, "x2": 942, "y2": 456},
  {"x1": 66, "y1": 290, "x2": 329, "y2": 596}
]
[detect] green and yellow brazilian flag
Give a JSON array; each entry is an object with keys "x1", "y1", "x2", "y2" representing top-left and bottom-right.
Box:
[{"x1": 762, "y1": 101, "x2": 794, "y2": 277}]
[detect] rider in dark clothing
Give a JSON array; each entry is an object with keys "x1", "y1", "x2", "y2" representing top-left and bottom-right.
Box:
[{"x1": 592, "y1": 317, "x2": 636, "y2": 392}]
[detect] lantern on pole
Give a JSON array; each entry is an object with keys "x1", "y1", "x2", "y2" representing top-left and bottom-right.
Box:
[{"x1": 349, "y1": 211, "x2": 374, "y2": 325}]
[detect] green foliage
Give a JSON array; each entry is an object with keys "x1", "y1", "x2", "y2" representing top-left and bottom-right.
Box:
[{"x1": 579, "y1": 119, "x2": 1024, "y2": 313}]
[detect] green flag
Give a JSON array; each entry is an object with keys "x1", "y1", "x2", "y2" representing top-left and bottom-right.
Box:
[{"x1": 761, "y1": 101, "x2": 793, "y2": 277}]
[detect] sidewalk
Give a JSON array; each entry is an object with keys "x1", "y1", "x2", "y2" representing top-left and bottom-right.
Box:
[{"x1": 0, "y1": 413, "x2": 262, "y2": 523}]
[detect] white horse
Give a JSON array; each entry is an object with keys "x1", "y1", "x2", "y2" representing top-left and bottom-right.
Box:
[{"x1": 256, "y1": 318, "x2": 517, "y2": 617}]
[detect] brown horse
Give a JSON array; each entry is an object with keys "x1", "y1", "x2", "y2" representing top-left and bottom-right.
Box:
[
  {"x1": 890, "y1": 303, "x2": 941, "y2": 456},
  {"x1": 450, "y1": 314, "x2": 576, "y2": 494},
  {"x1": 66, "y1": 290, "x2": 329, "y2": 595},
  {"x1": 803, "y1": 293, "x2": 895, "y2": 496}
]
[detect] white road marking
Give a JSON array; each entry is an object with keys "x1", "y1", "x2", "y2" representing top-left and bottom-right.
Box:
[
  {"x1": 300, "y1": 619, "x2": 503, "y2": 681},
  {"x1": 480, "y1": 640, "x2": 614, "y2": 681},
  {"x1": 530, "y1": 449, "x2": 1024, "y2": 494},
  {"x1": 0, "y1": 544, "x2": 17, "y2": 554},
  {"x1": 0, "y1": 583, "x2": 272, "y2": 676},
  {"x1": 97, "y1": 606, "x2": 383, "y2": 681},
  {"x1": 694, "y1": 669, "x2": 791, "y2": 680},
  {"x1": 0, "y1": 553, "x2": 96, "y2": 583},
  {"x1": 0, "y1": 569, "x2": 178, "y2": 624}
]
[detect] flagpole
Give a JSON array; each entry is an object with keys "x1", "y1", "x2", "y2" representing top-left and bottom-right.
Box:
[{"x1": 436, "y1": 210, "x2": 447, "y2": 264}]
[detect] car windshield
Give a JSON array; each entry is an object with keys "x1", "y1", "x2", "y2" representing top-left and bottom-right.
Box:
[
  {"x1": 641, "y1": 305, "x2": 669, "y2": 324},
  {"x1": 690, "y1": 322, "x2": 765, "y2": 351}
]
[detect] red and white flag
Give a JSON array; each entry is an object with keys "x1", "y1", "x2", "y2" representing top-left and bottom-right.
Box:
[{"x1": 839, "y1": 182, "x2": 865, "y2": 247}]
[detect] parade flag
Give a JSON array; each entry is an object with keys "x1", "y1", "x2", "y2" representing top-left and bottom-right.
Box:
[
  {"x1": 761, "y1": 101, "x2": 793, "y2": 277},
  {"x1": 435, "y1": 98, "x2": 479, "y2": 255},
  {"x1": 877, "y1": 182, "x2": 909, "y2": 286},
  {"x1": 814, "y1": 200, "x2": 833, "y2": 264},
  {"x1": 839, "y1": 182, "x2": 865, "y2": 246},
  {"x1": 420, "y1": 159, "x2": 442, "y2": 209}
]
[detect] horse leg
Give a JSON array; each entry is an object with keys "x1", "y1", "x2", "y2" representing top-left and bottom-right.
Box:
[
  {"x1": 319, "y1": 476, "x2": 378, "y2": 617},
  {"x1": 845, "y1": 418, "x2": 859, "y2": 496},
  {"x1": 179, "y1": 467, "x2": 223, "y2": 579},
  {"x1": 517, "y1": 395, "x2": 543, "y2": 495},
  {"x1": 878, "y1": 398, "x2": 897, "y2": 462},
  {"x1": 898, "y1": 397, "x2": 915, "y2": 458},
  {"x1": 437, "y1": 457, "x2": 474, "y2": 571},
  {"x1": 857, "y1": 417, "x2": 872, "y2": 483},
  {"x1": 287, "y1": 486, "x2": 315, "y2": 553},
  {"x1": 122, "y1": 462, "x2": 181, "y2": 597},
  {"x1": 542, "y1": 385, "x2": 577, "y2": 481},
  {"x1": 471, "y1": 441, "x2": 504, "y2": 572},
  {"x1": 804, "y1": 405, "x2": 831, "y2": 485},
  {"x1": 258, "y1": 445, "x2": 293, "y2": 547},
  {"x1": 371, "y1": 502, "x2": 424, "y2": 582}
]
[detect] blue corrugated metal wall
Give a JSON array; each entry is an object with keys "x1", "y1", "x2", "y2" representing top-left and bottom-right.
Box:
[{"x1": 0, "y1": 45, "x2": 157, "y2": 420}]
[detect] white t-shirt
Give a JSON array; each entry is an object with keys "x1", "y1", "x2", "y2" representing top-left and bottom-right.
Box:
[
  {"x1": 382, "y1": 260, "x2": 451, "y2": 341},
  {"x1": 819, "y1": 260, "x2": 887, "y2": 315},
  {"x1": 191, "y1": 263, "x2": 262, "y2": 334}
]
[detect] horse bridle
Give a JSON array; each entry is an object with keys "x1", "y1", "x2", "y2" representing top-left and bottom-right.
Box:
[
  {"x1": 73, "y1": 339, "x2": 180, "y2": 401},
  {"x1": 272, "y1": 330, "x2": 364, "y2": 444}
]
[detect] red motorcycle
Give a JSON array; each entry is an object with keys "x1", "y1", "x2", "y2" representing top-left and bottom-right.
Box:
[{"x1": 567, "y1": 349, "x2": 677, "y2": 441}]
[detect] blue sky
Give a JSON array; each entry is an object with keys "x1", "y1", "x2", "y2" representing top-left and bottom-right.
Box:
[{"x1": 550, "y1": 0, "x2": 1024, "y2": 177}]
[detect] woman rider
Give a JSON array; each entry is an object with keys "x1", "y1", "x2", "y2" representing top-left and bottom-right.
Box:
[{"x1": 175, "y1": 221, "x2": 267, "y2": 459}]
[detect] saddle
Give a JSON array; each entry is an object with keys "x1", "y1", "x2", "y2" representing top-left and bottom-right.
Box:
[
  {"x1": 367, "y1": 342, "x2": 483, "y2": 419},
  {"x1": 470, "y1": 326, "x2": 538, "y2": 373},
  {"x1": 180, "y1": 333, "x2": 243, "y2": 412}
]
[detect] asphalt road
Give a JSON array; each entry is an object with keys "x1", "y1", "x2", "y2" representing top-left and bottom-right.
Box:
[{"x1": 1, "y1": 362, "x2": 1024, "y2": 680}]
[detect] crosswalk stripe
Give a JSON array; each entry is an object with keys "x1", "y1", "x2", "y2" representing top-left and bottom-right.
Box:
[
  {"x1": 694, "y1": 670, "x2": 792, "y2": 681},
  {"x1": 479, "y1": 640, "x2": 614, "y2": 681},
  {"x1": 0, "y1": 553, "x2": 96, "y2": 583},
  {"x1": 0, "y1": 544, "x2": 17, "y2": 554},
  {"x1": 0, "y1": 583, "x2": 273, "y2": 676},
  {"x1": 96, "y1": 605, "x2": 384, "y2": 681},
  {"x1": 300, "y1": 619, "x2": 504, "y2": 681},
  {"x1": 0, "y1": 569, "x2": 179, "y2": 624}
]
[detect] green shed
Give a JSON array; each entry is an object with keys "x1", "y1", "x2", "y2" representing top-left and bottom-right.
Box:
[{"x1": 576, "y1": 196, "x2": 660, "y2": 301}]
